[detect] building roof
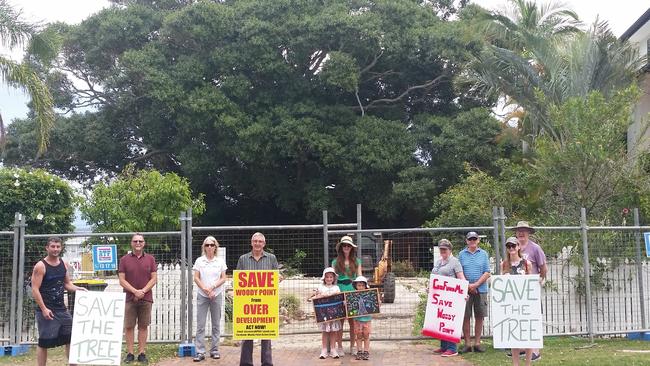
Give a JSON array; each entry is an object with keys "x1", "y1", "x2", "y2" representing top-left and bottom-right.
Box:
[{"x1": 621, "y1": 8, "x2": 650, "y2": 41}]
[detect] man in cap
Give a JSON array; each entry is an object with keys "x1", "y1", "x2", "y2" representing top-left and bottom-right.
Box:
[
  {"x1": 514, "y1": 221, "x2": 546, "y2": 361},
  {"x1": 458, "y1": 232, "x2": 490, "y2": 353}
]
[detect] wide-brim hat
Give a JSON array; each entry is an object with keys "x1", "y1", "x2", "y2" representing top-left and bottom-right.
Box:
[
  {"x1": 513, "y1": 221, "x2": 535, "y2": 233},
  {"x1": 321, "y1": 267, "x2": 338, "y2": 281},
  {"x1": 352, "y1": 275, "x2": 369, "y2": 289},
  {"x1": 336, "y1": 235, "x2": 358, "y2": 251}
]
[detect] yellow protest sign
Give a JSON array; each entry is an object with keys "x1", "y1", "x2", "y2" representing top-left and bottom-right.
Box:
[{"x1": 233, "y1": 270, "x2": 279, "y2": 340}]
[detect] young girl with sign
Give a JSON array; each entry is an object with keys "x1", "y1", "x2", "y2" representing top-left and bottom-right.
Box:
[
  {"x1": 501, "y1": 236, "x2": 533, "y2": 366},
  {"x1": 312, "y1": 267, "x2": 342, "y2": 359},
  {"x1": 352, "y1": 276, "x2": 372, "y2": 360}
]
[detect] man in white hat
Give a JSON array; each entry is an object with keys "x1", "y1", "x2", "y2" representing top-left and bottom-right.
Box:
[{"x1": 513, "y1": 221, "x2": 546, "y2": 361}]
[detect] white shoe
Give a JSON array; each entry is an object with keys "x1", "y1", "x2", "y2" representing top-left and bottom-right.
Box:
[
  {"x1": 319, "y1": 351, "x2": 327, "y2": 359},
  {"x1": 350, "y1": 346, "x2": 356, "y2": 355},
  {"x1": 337, "y1": 347, "x2": 344, "y2": 356},
  {"x1": 330, "y1": 351, "x2": 339, "y2": 359}
]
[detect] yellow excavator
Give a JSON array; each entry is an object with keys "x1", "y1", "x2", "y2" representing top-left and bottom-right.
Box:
[{"x1": 362, "y1": 239, "x2": 395, "y2": 303}]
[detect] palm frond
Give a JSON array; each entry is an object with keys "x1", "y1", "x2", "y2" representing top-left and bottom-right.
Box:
[{"x1": 0, "y1": 0, "x2": 40, "y2": 50}]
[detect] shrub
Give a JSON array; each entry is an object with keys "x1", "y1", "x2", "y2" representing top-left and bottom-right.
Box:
[{"x1": 392, "y1": 260, "x2": 417, "y2": 277}]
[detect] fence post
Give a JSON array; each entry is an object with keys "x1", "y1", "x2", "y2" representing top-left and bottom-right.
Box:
[
  {"x1": 186, "y1": 208, "x2": 193, "y2": 343},
  {"x1": 499, "y1": 207, "x2": 507, "y2": 258},
  {"x1": 492, "y1": 207, "x2": 501, "y2": 270},
  {"x1": 180, "y1": 211, "x2": 187, "y2": 342},
  {"x1": 633, "y1": 208, "x2": 647, "y2": 329},
  {"x1": 9, "y1": 213, "x2": 20, "y2": 344},
  {"x1": 356, "y1": 204, "x2": 362, "y2": 258},
  {"x1": 323, "y1": 210, "x2": 329, "y2": 268},
  {"x1": 16, "y1": 213, "x2": 27, "y2": 343},
  {"x1": 580, "y1": 208, "x2": 594, "y2": 343}
]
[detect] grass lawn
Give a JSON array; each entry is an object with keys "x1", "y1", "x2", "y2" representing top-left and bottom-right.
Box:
[
  {"x1": 0, "y1": 343, "x2": 178, "y2": 365},
  {"x1": 459, "y1": 336, "x2": 650, "y2": 366}
]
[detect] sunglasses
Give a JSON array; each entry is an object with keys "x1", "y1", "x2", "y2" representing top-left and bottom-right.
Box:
[
  {"x1": 506, "y1": 244, "x2": 517, "y2": 249},
  {"x1": 132, "y1": 240, "x2": 144, "y2": 243},
  {"x1": 205, "y1": 243, "x2": 216, "y2": 247},
  {"x1": 467, "y1": 238, "x2": 478, "y2": 241}
]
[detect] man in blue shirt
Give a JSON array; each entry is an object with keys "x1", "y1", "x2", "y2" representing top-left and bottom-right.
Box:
[{"x1": 458, "y1": 232, "x2": 491, "y2": 353}]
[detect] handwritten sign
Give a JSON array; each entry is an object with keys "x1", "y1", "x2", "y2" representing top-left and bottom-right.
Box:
[
  {"x1": 345, "y1": 289, "x2": 380, "y2": 318},
  {"x1": 421, "y1": 274, "x2": 468, "y2": 342},
  {"x1": 69, "y1": 291, "x2": 125, "y2": 365},
  {"x1": 233, "y1": 270, "x2": 279, "y2": 340},
  {"x1": 313, "y1": 293, "x2": 346, "y2": 323},
  {"x1": 490, "y1": 275, "x2": 543, "y2": 348}
]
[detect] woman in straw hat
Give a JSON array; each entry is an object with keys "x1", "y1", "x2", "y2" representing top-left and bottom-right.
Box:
[{"x1": 331, "y1": 235, "x2": 362, "y2": 356}]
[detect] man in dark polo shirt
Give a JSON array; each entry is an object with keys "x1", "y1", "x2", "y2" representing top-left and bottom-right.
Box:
[
  {"x1": 118, "y1": 234, "x2": 157, "y2": 364},
  {"x1": 236, "y1": 232, "x2": 282, "y2": 366}
]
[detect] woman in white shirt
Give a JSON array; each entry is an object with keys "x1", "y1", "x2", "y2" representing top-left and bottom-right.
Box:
[{"x1": 192, "y1": 236, "x2": 228, "y2": 362}]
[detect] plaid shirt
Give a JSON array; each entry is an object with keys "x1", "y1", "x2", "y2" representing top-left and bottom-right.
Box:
[{"x1": 236, "y1": 250, "x2": 279, "y2": 271}]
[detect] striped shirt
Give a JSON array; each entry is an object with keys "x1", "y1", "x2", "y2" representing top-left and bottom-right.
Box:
[
  {"x1": 458, "y1": 247, "x2": 490, "y2": 293},
  {"x1": 236, "y1": 251, "x2": 279, "y2": 271}
]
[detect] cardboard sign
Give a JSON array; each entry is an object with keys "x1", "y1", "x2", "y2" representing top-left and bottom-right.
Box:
[
  {"x1": 69, "y1": 291, "x2": 126, "y2": 365},
  {"x1": 421, "y1": 274, "x2": 468, "y2": 342},
  {"x1": 345, "y1": 288, "x2": 380, "y2": 318},
  {"x1": 490, "y1": 275, "x2": 543, "y2": 349},
  {"x1": 313, "y1": 292, "x2": 346, "y2": 323},
  {"x1": 233, "y1": 270, "x2": 279, "y2": 340},
  {"x1": 92, "y1": 245, "x2": 118, "y2": 271}
]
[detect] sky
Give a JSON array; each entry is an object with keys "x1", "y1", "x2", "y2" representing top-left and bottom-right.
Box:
[{"x1": 1, "y1": 0, "x2": 649, "y2": 123}]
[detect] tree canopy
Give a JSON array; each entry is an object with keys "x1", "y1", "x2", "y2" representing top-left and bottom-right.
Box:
[{"x1": 3, "y1": 0, "x2": 507, "y2": 226}]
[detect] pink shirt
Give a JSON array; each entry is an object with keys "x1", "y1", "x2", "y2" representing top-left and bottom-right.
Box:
[{"x1": 520, "y1": 240, "x2": 546, "y2": 275}]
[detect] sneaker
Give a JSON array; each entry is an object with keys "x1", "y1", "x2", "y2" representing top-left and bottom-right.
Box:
[
  {"x1": 532, "y1": 352, "x2": 541, "y2": 361},
  {"x1": 337, "y1": 347, "x2": 344, "y2": 356},
  {"x1": 460, "y1": 346, "x2": 472, "y2": 354},
  {"x1": 319, "y1": 351, "x2": 327, "y2": 359},
  {"x1": 124, "y1": 353, "x2": 135, "y2": 364},
  {"x1": 350, "y1": 346, "x2": 356, "y2": 355},
  {"x1": 210, "y1": 351, "x2": 220, "y2": 359},
  {"x1": 137, "y1": 353, "x2": 148, "y2": 364},
  {"x1": 355, "y1": 351, "x2": 363, "y2": 360},
  {"x1": 473, "y1": 345, "x2": 485, "y2": 353},
  {"x1": 331, "y1": 351, "x2": 339, "y2": 359},
  {"x1": 433, "y1": 348, "x2": 445, "y2": 354},
  {"x1": 441, "y1": 350, "x2": 458, "y2": 357},
  {"x1": 193, "y1": 353, "x2": 205, "y2": 362},
  {"x1": 507, "y1": 350, "x2": 526, "y2": 357},
  {"x1": 362, "y1": 351, "x2": 369, "y2": 360}
]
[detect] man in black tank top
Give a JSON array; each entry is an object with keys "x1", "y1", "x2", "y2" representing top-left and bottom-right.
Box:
[{"x1": 31, "y1": 237, "x2": 86, "y2": 366}]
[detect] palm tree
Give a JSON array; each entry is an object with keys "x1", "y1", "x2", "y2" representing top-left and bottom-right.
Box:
[
  {"x1": 0, "y1": 0, "x2": 55, "y2": 156},
  {"x1": 469, "y1": 0, "x2": 641, "y2": 145}
]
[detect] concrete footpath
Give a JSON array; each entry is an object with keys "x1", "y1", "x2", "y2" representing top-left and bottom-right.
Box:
[{"x1": 154, "y1": 335, "x2": 473, "y2": 366}]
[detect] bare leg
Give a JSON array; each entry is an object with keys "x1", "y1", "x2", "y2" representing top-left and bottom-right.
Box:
[
  {"x1": 511, "y1": 348, "x2": 521, "y2": 366},
  {"x1": 137, "y1": 326, "x2": 148, "y2": 354},
  {"x1": 462, "y1": 317, "x2": 471, "y2": 347},
  {"x1": 363, "y1": 329, "x2": 370, "y2": 352},
  {"x1": 474, "y1": 317, "x2": 484, "y2": 346},
  {"x1": 524, "y1": 349, "x2": 533, "y2": 366},
  {"x1": 321, "y1": 332, "x2": 328, "y2": 350},
  {"x1": 37, "y1": 347, "x2": 47, "y2": 366},
  {"x1": 66, "y1": 344, "x2": 77, "y2": 366},
  {"x1": 125, "y1": 327, "x2": 135, "y2": 354},
  {"x1": 329, "y1": 332, "x2": 337, "y2": 354},
  {"x1": 348, "y1": 318, "x2": 356, "y2": 353}
]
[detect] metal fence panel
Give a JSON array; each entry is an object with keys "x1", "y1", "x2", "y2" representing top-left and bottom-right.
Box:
[{"x1": 0, "y1": 231, "x2": 15, "y2": 343}]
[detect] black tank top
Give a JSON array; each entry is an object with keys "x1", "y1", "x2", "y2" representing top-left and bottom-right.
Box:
[{"x1": 39, "y1": 259, "x2": 67, "y2": 310}]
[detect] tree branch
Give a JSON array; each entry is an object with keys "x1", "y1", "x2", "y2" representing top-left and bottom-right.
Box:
[{"x1": 362, "y1": 73, "x2": 447, "y2": 110}]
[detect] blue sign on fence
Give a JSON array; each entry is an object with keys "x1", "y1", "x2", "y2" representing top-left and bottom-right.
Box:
[
  {"x1": 92, "y1": 244, "x2": 118, "y2": 271},
  {"x1": 645, "y1": 233, "x2": 650, "y2": 258}
]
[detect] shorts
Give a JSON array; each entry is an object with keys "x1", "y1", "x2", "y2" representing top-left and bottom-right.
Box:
[
  {"x1": 464, "y1": 293, "x2": 488, "y2": 318},
  {"x1": 353, "y1": 320, "x2": 371, "y2": 335},
  {"x1": 36, "y1": 309, "x2": 72, "y2": 348},
  {"x1": 124, "y1": 300, "x2": 153, "y2": 328}
]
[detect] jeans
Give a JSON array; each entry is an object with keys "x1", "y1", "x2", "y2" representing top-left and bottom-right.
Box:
[
  {"x1": 194, "y1": 293, "x2": 223, "y2": 354},
  {"x1": 240, "y1": 339, "x2": 272, "y2": 366},
  {"x1": 441, "y1": 340, "x2": 457, "y2": 352}
]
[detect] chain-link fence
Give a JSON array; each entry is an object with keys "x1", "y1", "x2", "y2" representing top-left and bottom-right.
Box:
[{"x1": 3, "y1": 206, "x2": 650, "y2": 346}]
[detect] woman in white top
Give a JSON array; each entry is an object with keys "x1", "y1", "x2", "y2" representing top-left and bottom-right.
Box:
[{"x1": 192, "y1": 236, "x2": 228, "y2": 362}]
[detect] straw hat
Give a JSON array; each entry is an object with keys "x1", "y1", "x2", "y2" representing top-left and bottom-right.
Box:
[
  {"x1": 336, "y1": 235, "x2": 357, "y2": 251},
  {"x1": 513, "y1": 221, "x2": 535, "y2": 233}
]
